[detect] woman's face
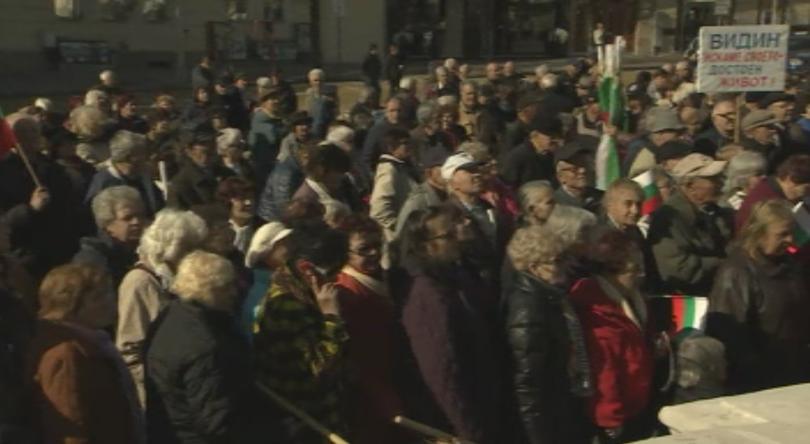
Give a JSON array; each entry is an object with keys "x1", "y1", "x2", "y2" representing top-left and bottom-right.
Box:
[
  {"x1": 759, "y1": 219, "x2": 794, "y2": 257},
  {"x1": 120, "y1": 101, "x2": 137, "y2": 118},
  {"x1": 527, "y1": 190, "x2": 555, "y2": 225},
  {"x1": 230, "y1": 196, "x2": 254, "y2": 224},
  {"x1": 425, "y1": 214, "x2": 468, "y2": 264},
  {"x1": 347, "y1": 232, "x2": 383, "y2": 276},
  {"x1": 105, "y1": 203, "x2": 146, "y2": 246},
  {"x1": 197, "y1": 89, "x2": 210, "y2": 103}
]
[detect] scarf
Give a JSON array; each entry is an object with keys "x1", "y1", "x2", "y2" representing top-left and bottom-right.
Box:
[
  {"x1": 595, "y1": 275, "x2": 647, "y2": 329},
  {"x1": 340, "y1": 266, "x2": 391, "y2": 302}
]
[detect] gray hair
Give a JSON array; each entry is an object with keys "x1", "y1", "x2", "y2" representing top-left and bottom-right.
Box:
[
  {"x1": 99, "y1": 70, "x2": 115, "y2": 82},
  {"x1": 84, "y1": 89, "x2": 108, "y2": 107},
  {"x1": 535, "y1": 64, "x2": 550, "y2": 77},
  {"x1": 459, "y1": 140, "x2": 490, "y2": 162},
  {"x1": 436, "y1": 95, "x2": 458, "y2": 107},
  {"x1": 326, "y1": 125, "x2": 355, "y2": 145},
  {"x1": 91, "y1": 185, "x2": 144, "y2": 229},
  {"x1": 417, "y1": 103, "x2": 436, "y2": 125},
  {"x1": 138, "y1": 209, "x2": 208, "y2": 278},
  {"x1": 399, "y1": 77, "x2": 416, "y2": 91},
  {"x1": 109, "y1": 130, "x2": 147, "y2": 163},
  {"x1": 444, "y1": 58, "x2": 458, "y2": 70},
  {"x1": 540, "y1": 73, "x2": 558, "y2": 89},
  {"x1": 69, "y1": 106, "x2": 107, "y2": 139},
  {"x1": 435, "y1": 66, "x2": 448, "y2": 76},
  {"x1": 508, "y1": 225, "x2": 566, "y2": 272},
  {"x1": 172, "y1": 250, "x2": 237, "y2": 311},
  {"x1": 34, "y1": 98, "x2": 53, "y2": 112},
  {"x1": 308, "y1": 68, "x2": 325, "y2": 80},
  {"x1": 723, "y1": 151, "x2": 766, "y2": 195},
  {"x1": 460, "y1": 80, "x2": 478, "y2": 92},
  {"x1": 517, "y1": 180, "x2": 554, "y2": 213},
  {"x1": 545, "y1": 205, "x2": 597, "y2": 249}
]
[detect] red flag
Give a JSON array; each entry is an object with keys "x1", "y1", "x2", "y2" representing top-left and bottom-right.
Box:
[{"x1": 0, "y1": 116, "x2": 16, "y2": 159}]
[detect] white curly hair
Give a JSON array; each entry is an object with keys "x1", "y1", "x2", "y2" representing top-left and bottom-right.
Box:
[{"x1": 137, "y1": 209, "x2": 208, "y2": 281}]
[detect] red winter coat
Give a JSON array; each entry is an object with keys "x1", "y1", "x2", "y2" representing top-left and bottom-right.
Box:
[
  {"x1": 335, "y1": 271, "x2": 405, "y2": 443},
  {"x1": 569, "y1": 278, "x2": 654, "y2": 429},
  {"x1": 735, "y1": 176, "x2": 785, "y2": 232}
]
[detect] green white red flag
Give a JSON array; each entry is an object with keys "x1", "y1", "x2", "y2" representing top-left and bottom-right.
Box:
[
  {"x1": 669, "y1": 295, "x2": 708, "y2": 332},
  {"x1": 595, "y1": 38, "x2": 624, "y2": 191},
  {"x1": 632, "y1": 170, "x2": 663, "y2": 215},
  {"x1": 792, "y1": 202, "x2": 810, "y2": 247}
]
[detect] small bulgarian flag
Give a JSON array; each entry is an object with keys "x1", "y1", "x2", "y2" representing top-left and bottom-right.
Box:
[
  {"x1": 0, "y1": 106, "x2": 16, "y2": 160},
  {"x1": 792, "y1": 202, "x2": 810, "y2": 247},
  {"x1": 632, "y1": 170, "x2": 663, "y2": 215},
  {"x1": 669, "y1": 295, "x2": 708, "y2": 332},
  {"x1": 595, "y1": 38, "x2": 624, "y2": 191}
]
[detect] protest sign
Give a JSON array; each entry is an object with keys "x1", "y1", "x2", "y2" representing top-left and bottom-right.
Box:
[{"x1": 697, "y1": 25, "x2": 789, "y2": 93}]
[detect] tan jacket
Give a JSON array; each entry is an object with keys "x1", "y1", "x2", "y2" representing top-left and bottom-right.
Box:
[
  {"x1": 370, "y1": 155, "x2": 417, "y2": 241},
  {"x1": 116, "y1": 265, "x2": 173, "y2": 408}
]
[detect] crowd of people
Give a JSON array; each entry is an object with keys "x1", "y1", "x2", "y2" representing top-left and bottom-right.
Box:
[{"x1": 2, "y1": 51, "x2": 810, "y2": 444}]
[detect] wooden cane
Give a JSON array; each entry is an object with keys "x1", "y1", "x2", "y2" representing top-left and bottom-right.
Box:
[
  {"x1": 14, "y1": 144, "x2": 42, "y2": 188},
  {"x1": 393, "y1": 416, "x2": 476, "y2": 444},
  {"x1": 256, "y1": 382, "x2": 350, "y2": 444}
]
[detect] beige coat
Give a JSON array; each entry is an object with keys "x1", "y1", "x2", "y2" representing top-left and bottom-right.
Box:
[
  {"x1": 116, "y1": 265, "x2": 173, "y2": 408},
  {"x1": 369, "y1": 155, "x2": 417, "y2": 241}
]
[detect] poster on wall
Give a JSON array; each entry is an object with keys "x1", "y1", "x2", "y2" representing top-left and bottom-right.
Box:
[{"x1": 697, "y1": 25, "x2": 789, "y2": 92}]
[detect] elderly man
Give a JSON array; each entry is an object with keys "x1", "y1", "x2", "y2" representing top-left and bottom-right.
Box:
[
  {"x1": 759, "y1": 92, "x2": 802, "y2": 150},
  {"x1": 362, "y1": 97, "x2": 404, "y2": 173},
  {"x1": 305, "y1": 68, "x2": 338, "y2": 138},
  {"x1": 694, "y1": 98, "x2": 736, "y2": 156},
  {"x1": 427, "y1": 66, "x2": 459, "y2": 99},
  {"x1": 168, "y1": 134, "x2": 233, "y2": 209},
  {"x1": 394, "y1": 77, "x2": 420, "y2": 128},
  {"x1": 553, "y1": 142, "x2": 603, "y2": 214},
  {"x1": 648, "y1": 153, "x2": 731, "y2": 295},
  {"x1": 0, "y1": 113, "x2": 82, "y2": 278},
  {"x1": 277, "y1": 111, "x2": 312, "y2": 162},
  {"x1": 537, "y1": 73, "x2": 577, "y2": 116},
  {"x1": 484, "y1": 62, "x2": 501, "y2": 88},
  {"x1": 740, "y1": 110, "x2": 782, "y2": 170},
  {"x1": 445, "y1": 152, "x2": 510, "y2": 286},
  {"x1": 500, "y1": 113, "x2": 562, "y2": 188},
  {"x1": 599, "y1": 179, "x2": 644, "y2": 239},
  {"x1": 394, "y1": 146, "x2": 449, "y2": 239},
  {"x1": 85, "y1": 130, "x2": 164, "y2": 216},
  {"x1": 500, "y1": 95, "x2": 540, "y2": 155},
  {"x1": 94, "y1": 69, "x2": 123, "y2": 96},
  {"x1": 625, "y1": 107, "x2": 687, "y2": 177},
  {"x1": 501, "y1": 60, "x2": 523, "y2": 91},
  {"x1": 249, "y1": 90, "x2": 287, "y2": 187}
]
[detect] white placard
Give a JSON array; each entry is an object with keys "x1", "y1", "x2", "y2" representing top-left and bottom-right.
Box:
[{"x1": 697, "y1": 25, "x2": 789, "y2": 93}]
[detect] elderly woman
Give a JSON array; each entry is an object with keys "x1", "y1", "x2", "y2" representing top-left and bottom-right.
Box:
[
  {"x1": 395, "y1": 206, "x2": 501, "y2": 444},
  {"x1": 253, "y1": 224, "x2": 350, "y2": 443},
  {"x1": 145, "y1": 251, "x2": 256, "y2": 443},
  {"x1": 293, "y1": 142, "x2": 362, "y2": 215},
  {"x1": 74, "y1": 186, "x2": 146, "y2": 290},
  {"x1": 25, "y1": 264, "x2": 143, "y2": 444},
  {"x1": 502, "y1": 225, "x2": 590, "y2": 444},
  {"x1": 334, "y1": 215, "x2": 405, "y2": 443},
  {"x1": 116, "y1": 208, "x2": 208, "y2": 407},
  {"x1": 216, "y1": 128, "x2": 253, "y2": 180},
  {"x1": 706, "y1": 199, "x2": 810, "y2": 394},
  {"x1": 569, "y1": 231, "x2": 654, "y2": 443},
  {"x1": 720, "y1": 151, "x2": 767, "y2": 211},
  {"x1": 70, "y1": 105, "x2": 112, "y2": 167},
  {"x1": 517, "y1": 181, "x2": 556, "y2": 226},
  {"x1": 85, "y1": 130, "x2": 165, "y2": 216}
]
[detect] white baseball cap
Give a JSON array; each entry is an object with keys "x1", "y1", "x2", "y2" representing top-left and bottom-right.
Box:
[{"x1": 440, "y1": 152, "x2": 480, "y2": 181}]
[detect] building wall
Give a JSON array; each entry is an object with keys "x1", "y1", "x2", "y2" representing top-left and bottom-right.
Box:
[
  {"x1": 318, "y1": 0, "x2": 386, "y2": 64},
  {"x1": 634, "y1": 0, "x2": 810, "y2": 55},
  {"x1": 0, "y1": 0, "x2": 229, "y2": 74}
]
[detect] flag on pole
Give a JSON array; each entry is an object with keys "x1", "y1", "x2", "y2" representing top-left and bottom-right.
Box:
[
  {"x1": 632, "y1": 170, "x2": 663, "y2": 215},
  {"x1": 792, "y1": 202, "x2": 810, "y2": 247},
  {"x1": 595, "y1": 38, "x2": 624, "y2": 191},
  {"x1": 0, "y1": 106, "x2": 16, "y2": 160},
  {"x1": 670, "y1": 295, "x2": 708, "y2": 332}
]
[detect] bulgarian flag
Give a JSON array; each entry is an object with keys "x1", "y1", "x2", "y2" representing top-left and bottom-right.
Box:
[
  {"x1": 632, "y1": 170, "x2": 663, "y2": 215},
  {"x1": 793, "y1": 202, "x2": 810, "y2": 247},
  {"x1": 595, "y1": 38, "x2": 624, "y2": 191},
  {"x1": 669, "y1": 295, "x2": 709, "y2": 332},
  {"x1": 0, "y1": 106, "x2": 16, "y2": 160}
]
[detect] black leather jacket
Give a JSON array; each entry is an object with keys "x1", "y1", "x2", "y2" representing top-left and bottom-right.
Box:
[{"x1": 501, "y1": 272, "x2": 581, "y2": 444}]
